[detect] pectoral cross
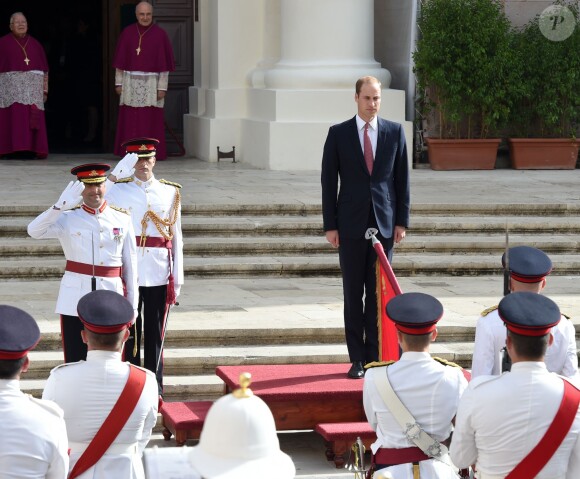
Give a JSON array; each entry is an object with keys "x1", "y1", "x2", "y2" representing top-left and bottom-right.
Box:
[
  {"x1": 24, "y1": 57, "x2": 30, "y2": 65},
  {"x1": 136, "y1": 47, "x2": 141, "y2": 56}
]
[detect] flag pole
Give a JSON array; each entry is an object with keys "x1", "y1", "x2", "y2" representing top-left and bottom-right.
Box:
[{"x1": 365, "y1": 228, "x2": 402, "y2": 361}]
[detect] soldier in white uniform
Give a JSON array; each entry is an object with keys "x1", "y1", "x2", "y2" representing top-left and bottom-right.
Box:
[
  {"x1": 106, "y1": 138, "x2": 184, "y2": 395},
  {"x1": 0, "y1": 304, "x2": 69, "y2": 479},
  {"x1": 43, "y1": 290, "x2": 159, "y2": 479},
  {"x1": 471, "y1": 246, "x2": 577, "y2": 378},
  {"x1": 28, "y1": 163, "x2": 138, "y2": 363},
  {"x1": 363, "y1": 292, "x2": 469, "y2": 479},
  {"x1": 451, "y1": 292, "x2": 580, "y2": 478}
]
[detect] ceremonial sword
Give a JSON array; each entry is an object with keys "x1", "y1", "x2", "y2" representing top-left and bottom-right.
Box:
[
  {"x1": 91, "y1": 232, "x2": 96, "y2": 291},
  {"x1": 500, "y1": 221, "x2": 512, "y2": 372}
]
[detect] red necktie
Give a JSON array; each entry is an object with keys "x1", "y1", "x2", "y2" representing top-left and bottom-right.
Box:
[{"x1": 364, "y1": 122, "x2": 373, "y2": 174}]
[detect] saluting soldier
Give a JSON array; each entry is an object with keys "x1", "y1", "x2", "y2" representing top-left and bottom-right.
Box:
[
  {"x1": 105, "y1": 138, "x2": 184, "y2": 396},
  {"x1": 471, "y1": 246, "x2": 578, "y2": 378},
  {"x1": 0, "y1": 305, "x2": 69, "y2": 478},
  {"x1": 363, "y1": 292, "x2": 468, "y2": 479},
  {"x1": 27, "y1": 163, "x2": 138, "y2": 363},
  {"x1": 451, "y1": 292, "x2": 580, "y2": 478},
  {"x1": 42, "y1": 290, "x2": 159, "y2": 479}
]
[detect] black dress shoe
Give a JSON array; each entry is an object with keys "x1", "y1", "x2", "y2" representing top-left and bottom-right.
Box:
[{"x1": 347, "y1": 361, "x2": 365, "y2": 379}]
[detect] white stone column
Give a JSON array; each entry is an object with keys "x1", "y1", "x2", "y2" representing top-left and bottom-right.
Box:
[
  {"x1": 184, "y1": 0, "x2": 412, "y2": 170},
  {"x1": 260, "y1": 0, "x2": 390, "y2": 89}
]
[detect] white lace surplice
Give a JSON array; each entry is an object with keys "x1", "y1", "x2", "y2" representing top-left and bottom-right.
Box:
[
  {"x1": 0, "y1": 71, "x2": 45, "y2": 110},
  {"x1": 117, "y1": 70, "x2": 168, "y2": 108}
]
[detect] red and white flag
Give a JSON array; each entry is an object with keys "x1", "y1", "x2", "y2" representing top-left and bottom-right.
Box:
[{"x1": 367, "y1": 229, "x2": 402, "y2": 361}]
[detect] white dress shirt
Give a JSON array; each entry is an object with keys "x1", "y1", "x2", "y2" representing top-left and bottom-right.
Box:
[
  {"x1": 1, "y1": 379, "x2": 69, "y2": 479},
  {"x1": 451, "y1": 362, "x2": 580, "y2": 478},
  {"x1": 363, "y1": 351, "x2": 468, "y2": 479},
  {"x1": 106, "y1": 175, "x2": 183, "y2": 291},
  {"x1": 27, "y1": 203, "x2": 138, "y2": 315},
  {"x1": 356, "y1": 114, "x2": 378, "y2": 158},
  {"x1": 42, "y1": 351, "x2": 159, "y2": 479},
  {"x1": 471, "y1": 308, "x2": 578, "y2": 378}
]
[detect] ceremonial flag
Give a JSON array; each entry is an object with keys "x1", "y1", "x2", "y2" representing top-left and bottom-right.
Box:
[{"x1": 366, "y1": 229, "x2": 402, "y2": 361}]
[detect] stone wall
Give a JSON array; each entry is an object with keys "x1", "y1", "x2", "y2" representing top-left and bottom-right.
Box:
[{"x1": 503, "y1": 0, "x2": 561, "y2": 27}]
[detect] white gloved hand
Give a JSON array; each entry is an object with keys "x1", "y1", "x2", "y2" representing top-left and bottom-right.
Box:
[
  {"x1": 111, "y1": 153, "x2": 138, "y2": 180},
  {"x1": 54, "y1": 181, "x2": 84, "y2": 211},
  {"x1": 174, "y1": 285, "x2": 181, "y2": 299}
]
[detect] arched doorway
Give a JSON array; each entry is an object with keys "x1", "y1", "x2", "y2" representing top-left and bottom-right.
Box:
[
  {"x1": 1, "y1": 1, "x2": 104, "y2": 153},
  {"x1": 1, "y1": 0, "x2": 192, "y2": 156}
]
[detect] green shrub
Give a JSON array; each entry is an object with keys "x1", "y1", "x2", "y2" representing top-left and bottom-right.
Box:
[
  {"x1": 509, "y1": 2, "x2": 580, "y2": 138},
  {"x1": 414, "y1": 0, "x2": 519, "y2": 139}
]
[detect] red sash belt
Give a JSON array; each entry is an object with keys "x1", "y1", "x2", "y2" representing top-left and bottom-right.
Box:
[
  {"x1": 506, "y1": 379, "x2": 580, "y2": 479},
  {"x1": 67, "y1": 366, "x2": 146, "y2": 479},
  {"x1": 374, "y1": 438, "x2": 451, "y2": 466},
  {"x1": 137, "y1": 236, "x2": 172, "y2": 249},
  {"x1": 65, "y1": 260, "x2": 121, "y2": 278}
]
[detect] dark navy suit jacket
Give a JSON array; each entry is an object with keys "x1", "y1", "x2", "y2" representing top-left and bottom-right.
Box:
[{"x1": 321, "y1": 116, "x2": 410, "y2": 239}]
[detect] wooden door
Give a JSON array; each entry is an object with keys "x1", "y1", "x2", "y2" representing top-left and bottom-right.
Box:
[{"x1": 103, "y1": 0, "x2": 193, "y2": 155}]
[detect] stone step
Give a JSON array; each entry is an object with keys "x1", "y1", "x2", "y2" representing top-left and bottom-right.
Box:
[
  {"x1": 26, "y1": 344, "x2": 351, "y2": 378},
  {"x1": 32, "y1": 320, "x2": 476, "y2": 353},
  {"x1": 21, "y1": 343, "x2": 474, "y2": 400},
  {"x1": 5, "y1": 214, "x2": 580, "y2": 238},
  {"x1": 24, "y1": 340, "x2": 580, "y2": 402},
  {"x1": 3, "y1": 253, "x2": 580, "y2": 279},
  {"x1": 33, "y1": 326, "x2": 348, "y2": 352},
  {"x1": 20, "y1": 374, "x2": 226, "y2": 402},
  {"x1": 0, "y1": 234, "x2": 579, "y2": 257},
  {"x1": 3, "y1": 202, "x2": 580, "y2": 218}
]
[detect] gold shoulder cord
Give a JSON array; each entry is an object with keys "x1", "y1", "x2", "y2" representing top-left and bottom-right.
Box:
[{"x1": 139, "y1": 187, "x2": 181, "y2": 248}]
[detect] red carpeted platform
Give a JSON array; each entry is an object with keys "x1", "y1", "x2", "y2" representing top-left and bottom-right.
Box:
[
  {"x1": 160, "y1": 400, "x2": 212, "y2": 446},
  {"x1": 315, "y1": 422, "x2": 376, "y2": 468},
  {"x1": 216, "y1": 363, "x2": 366, "y2": 430}
]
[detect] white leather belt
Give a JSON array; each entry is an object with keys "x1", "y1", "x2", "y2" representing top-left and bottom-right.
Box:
[{"x1": 69, "y1": 441, "x2": 138, "y2": 456}]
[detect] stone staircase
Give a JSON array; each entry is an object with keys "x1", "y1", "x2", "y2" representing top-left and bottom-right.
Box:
[{"x1": 3, "y1": 202, "x2": 580, "y2": 401}]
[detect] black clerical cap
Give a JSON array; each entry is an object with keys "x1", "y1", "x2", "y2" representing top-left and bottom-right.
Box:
[
  {"x1": 386, "y1": 292, "x2": 444, "y2": 335},
  {"x1": 0, "y1": 305, "x2": 41, "y2": 359},
  {"x1": 502, "y1": 246, "x2": 552, "y2": 283},
  {"x1": 122, "y1": 138, "x2": 159, "y2": 158},
  {"x1": 77, "y1": 290, "x2": 134, "y2": 334},
  {"x1": 498, "y1": 291, "x2": 560, "y2": 336},
  {"x1": 70, "y1": 163, "x2": 111, "y2": 184}
]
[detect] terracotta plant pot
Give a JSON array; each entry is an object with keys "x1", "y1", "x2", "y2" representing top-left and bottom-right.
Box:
[
  {"x1": 508, "y1": 139, "x2": 579, "y2": 170},
  {"x1": 426, "y1": 139, "x2": 500, "y2": 171}
]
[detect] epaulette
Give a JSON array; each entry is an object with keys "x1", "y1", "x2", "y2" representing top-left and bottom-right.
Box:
[
  {"x1": 109, "y1": 205, "x2": 130, "y2": 215},
  {"x1": 50, "y1": 360, "x2": 83, "y2": 372},
  {"x1": 159, "y1": 179, "x2": 182, "y2": 188},
  {"x1": 364, "y1": 360, "x2": 396, "y2": 369},
  {"x1": 432, "y1": 356, "x2": 461, "y2": 368},
  {"x1": 27, "y1": 396, "x2": 64, "y2": 417},
  {"x1": 480, "y1": 305, "x2": 498, "y2": 317},
  {"x1": 115, "y1": 177, "x2": 133, "y2": 184}
]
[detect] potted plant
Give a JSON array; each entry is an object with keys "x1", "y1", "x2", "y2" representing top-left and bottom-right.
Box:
[
  {"x1": 413, "y1": 0, "x2": 517, "y2": 170},
  {"x1": 507, "y1": 2, "x2": 580, "y2": 169}
]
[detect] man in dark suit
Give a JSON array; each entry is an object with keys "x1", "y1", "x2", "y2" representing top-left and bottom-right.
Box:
[{"x1": 321, "y1": 75, "x2": 410, "y2": 379}]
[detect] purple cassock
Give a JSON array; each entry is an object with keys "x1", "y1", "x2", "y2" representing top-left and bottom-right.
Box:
[
  {"x1": 0, "y1": 33, "x2": 49, "y2": 158},
  {"x1": 113, "y1": 23, "x2": 175, "y2": 160}
]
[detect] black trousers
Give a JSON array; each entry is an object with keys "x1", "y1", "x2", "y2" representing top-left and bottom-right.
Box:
[
  {"x1": 124, "y1": 285, "x2": 168, "y2": 395},
  {"x1": 61, "y1": 315, "x2": 88, "y2": 363},
  {"x1": 338, "y1": 224, "x2": 393, "y2": 364}
]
